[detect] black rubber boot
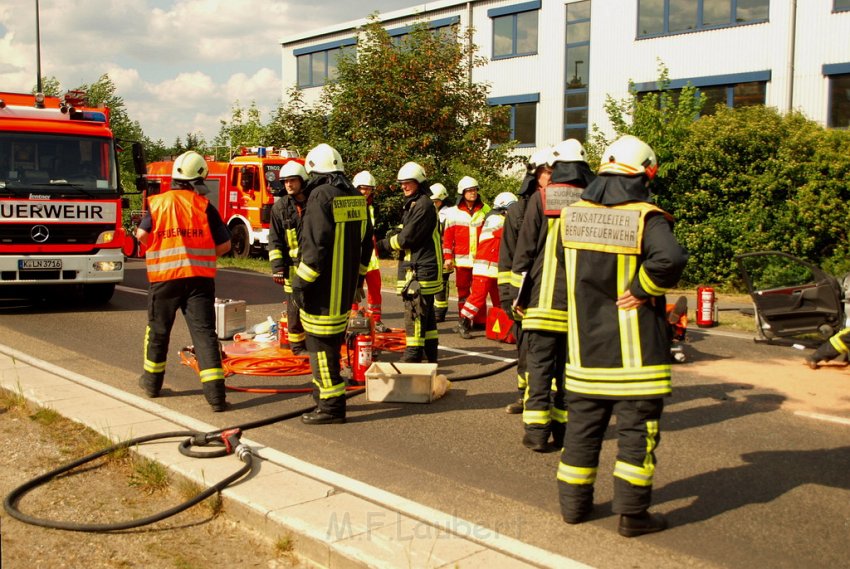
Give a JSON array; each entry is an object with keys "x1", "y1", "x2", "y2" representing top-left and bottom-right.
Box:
[
  {"x1": 456, "y1": 317, "x2": 472, "y2": 339},
  {"x1": 618, "y1": 511, "x2": 668, "y2": 537},
  {"x1": 400, "y1": 347, "x2": 424, "y2": 363},
  {"x1": 505, "y1": 397, "x2": 524, "y2": 415},
  {"x1": 290, "y1": 341, "x2": 307, "y2": 356},
  {"x1": 202, "y1": 379, "x2": 228, "y2": 412},
  {"x1": 434, "y1": 309, "x2": 447, "y2": 323},
  {"x1": 301, "y1": 410, "x2": 346, "y2": 425},
  {"x1": 138, "y1": 372, "x2": 164, "y2": 398},
  {"x1": 806, "y1": 341, "x2": 842, "y2": 369}
]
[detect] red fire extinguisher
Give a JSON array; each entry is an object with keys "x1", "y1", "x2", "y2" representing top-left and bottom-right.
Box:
[
  {"x1": 696, "y1": 286, "x2": 716, "y2": 328},
  {"x1": 347, "y1": 309, "x2": 375, "y2": 385}
]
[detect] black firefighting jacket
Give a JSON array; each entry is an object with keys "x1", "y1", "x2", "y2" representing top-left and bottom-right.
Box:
[
  {"x1": 560, "y1": 174, "x2": 688, "y2": 399},
  {"x1": 268, "y1": 192, "x2": 308, "y2": 293},
  {"x1": 292, "y1": 173, "x2": 373, "y2": 336}
]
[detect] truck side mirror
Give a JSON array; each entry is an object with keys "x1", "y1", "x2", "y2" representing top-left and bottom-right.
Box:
[{"x1": 131, "y1": 142, "x2": 147, "y2": 175}]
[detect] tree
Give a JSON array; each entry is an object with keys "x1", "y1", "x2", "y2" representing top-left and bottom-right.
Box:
[
  {"x1": 213, "y1": 101, "x2": 265, "y2": 153},
  {"x1": 589, "y1": 62, "x2": 704, "y2": 212},
  {"x1": 267, "y1": 16, "x2": 521, "y2": 234}
]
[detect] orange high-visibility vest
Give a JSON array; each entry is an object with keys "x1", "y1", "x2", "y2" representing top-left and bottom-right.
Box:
[{"x1": 145, "y1": 190, "x2": 217, "y2": 282}]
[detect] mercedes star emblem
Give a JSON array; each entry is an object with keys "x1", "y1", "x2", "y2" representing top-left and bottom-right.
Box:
[{"x1": 31, "y1": 225, "x2": 49, "y2": 243}]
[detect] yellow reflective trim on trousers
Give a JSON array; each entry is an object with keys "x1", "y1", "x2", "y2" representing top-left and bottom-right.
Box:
[
  {"x1": 317, "y1": 351, "x2": 331, "y2": 389},
  {"x1": 425, "y1": 329, "x2": 439, "y2": 340},
  {"x1": 200, "y1": 368, "x2": 224, "y2": 382},
  {"x1": 288, "y1": 331, "x2": 306, "y2": 342},
  {"x1": 142, "y1": 326, "x2": 166, "y2": 373},
  {"x1": 613, "y1": 460, "x2": 654, "y2": 487},
  {"x1": 434, "y1": 298, "x2": 449, "y2": 308},
  {"x1": 330, "y1": 224, "x2": 344, "y2": 315},
  {"x1": 565, "y1": 248, "x2": 581, "y2": 368},
  {"x1": 644, "y1": 419, "x2": 659, "y2": 473},
  {"x1": 313, "y1": 379, "x2": 346, "y2": 399},
  {"x1": 551, "y1": 407, "x2": 567, "y2": 423},
  {"x1": 830, "y1": 334, "x2": 849, "y2": 353},
  {"x1": 517, "y1": 370, "x2": 528, "y2": 390},
  {"x1": 638, "y1": 265, "x2": 668, "y2": 296},
  {"x1": 557, "y1": 463, "x2": 598, "y2": 485},
  {"x1": 617, "y1": 254, "x2": 642, "y2": 369},
  {"x1": 522, "y1": 409, "x2": 550, "y2": 425},
  {"x1": 269, "y1": 249, "x2": 283, "y2": 261}
]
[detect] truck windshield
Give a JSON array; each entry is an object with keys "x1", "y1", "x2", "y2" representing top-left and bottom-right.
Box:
[{"x1": 0, "y1": 132, "x2": 118, "y2": 195}]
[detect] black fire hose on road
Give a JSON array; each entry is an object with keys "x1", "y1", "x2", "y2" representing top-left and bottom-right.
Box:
[{"x1": 4, "y1": 355, "x2": 518, "y2": 532}]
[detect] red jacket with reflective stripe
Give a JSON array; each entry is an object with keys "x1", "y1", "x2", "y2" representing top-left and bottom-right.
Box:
[
  {"x1": 145, "y1": 190, "x2": 217, "y2": 282},
  {"x1": 442, "y1": 200, "x2": 490, "y2": 267}
]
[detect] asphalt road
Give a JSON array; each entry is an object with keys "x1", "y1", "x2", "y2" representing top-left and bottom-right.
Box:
[{"x1": 1, "y1": 260, "x2": 848, "y2": 569}]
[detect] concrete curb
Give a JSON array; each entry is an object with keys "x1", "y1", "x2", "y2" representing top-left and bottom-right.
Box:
[{"x1": 0, "y1": 344, "x2": 590, "y2": 569}]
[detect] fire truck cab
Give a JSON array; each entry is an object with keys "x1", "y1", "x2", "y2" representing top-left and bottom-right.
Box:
[
  {"x1": 145, "y1": 147, "x2": 302, "y2": 258},
  {"x1": 0, "y1": 91, "x2": 141, "y2": 304}
]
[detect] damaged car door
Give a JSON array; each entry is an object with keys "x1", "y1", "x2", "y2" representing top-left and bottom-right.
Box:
[{"x1": 735, "y1": 251, "x2": 844, "y2": 341}]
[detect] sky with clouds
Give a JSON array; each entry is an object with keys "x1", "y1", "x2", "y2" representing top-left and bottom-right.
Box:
[{"x1": 1, "y1": 0, "x2": 416, "y2": 144}]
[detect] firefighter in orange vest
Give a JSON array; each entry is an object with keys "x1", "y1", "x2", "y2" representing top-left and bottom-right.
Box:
[
  {"x1": 511, "y1": 139, "x2": 595, "y2": 452},
  {"x1": 457, "y1": 192, "x2": 518, "y2": 338},
  {"x1": 557, "y1": 135, "x2": 688, "y2": 536},
  {"x1": 293, "y1": 144, "x2": 373, "y2": 424},
  {"x1": 443, "y1": 176, "x2": 490, "y2": 332},
  {"x1": 268, "y1": 160, "x2": 310, "y2": 355},
  {"x1": 136, "y1": 151, "x2": 232, "y2": 412}
]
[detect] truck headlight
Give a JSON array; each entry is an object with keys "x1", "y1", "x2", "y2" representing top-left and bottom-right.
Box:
[
  {"x1": 96, "y1": 231, "x2": 115, "y2": 244},
  {"x1": 93, "y1": 261, "x2": 122, "y2": 272}
]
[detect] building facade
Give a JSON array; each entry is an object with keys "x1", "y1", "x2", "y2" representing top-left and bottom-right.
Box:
[{"x1": 281, "y1": 0, "x2": 850, "y2": 156}]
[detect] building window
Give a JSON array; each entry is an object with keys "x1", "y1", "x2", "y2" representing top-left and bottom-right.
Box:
[
  {"x1": 637, "y1": 0, "x2": 769, "y2": 38},
  {"x1": 388, "y1": 16, "x2": 460, "y2": 47},
  {"x1": 294, "y1": 39, "x2": 356, "y2": 88},
  {"x1": 565, "y1": 1, "x2": 591, "y2": 143},
  {"x1": 489, "y1": 1, "x2": 540, "y2": 59},
  {"x1": 828, "y1": 74, "x2": 850, "y2": 128},
  {"x1": 636, "y1": 73, "x2": 768, "y2": 116},
  {"x1": 835, "y1": 0, "x2": 850, "y2": 12},
  {"x1": 489, "y1": 94, "x2": 538, "y2": 146}
]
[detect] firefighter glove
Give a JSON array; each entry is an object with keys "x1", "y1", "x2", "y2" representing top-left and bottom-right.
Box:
[
  {"x1": 376, "y1": 238, "x2": 392, "y2": 258},
  {"x1": 272, "y1": 272, "x2": 286, "y2": 286},
  {"x1": 806, "y1": 340, "x2": 842, "y2": 369}
]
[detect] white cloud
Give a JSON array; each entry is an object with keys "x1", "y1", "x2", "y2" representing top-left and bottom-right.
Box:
[{"x1": 0, "y1": 0, "x2": 416, "y2": 143}]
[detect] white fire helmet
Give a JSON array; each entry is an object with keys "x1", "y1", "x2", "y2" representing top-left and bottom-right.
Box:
[
  {"x1": 280, "y1": 160, "x2": 308, "y2": 182},
  {"x1": 172, "y1": 151, "x2": 208, "y2": 182},
  {"x1": 598, "y1": 135, "x2": 658, "y2": 179},
  {"x1": 352, "y1": 170, "x2": 376, "y2": 188},
  {"x1": 457, "y1": 175, "x2": 479, "y2": 195},
  {"x1": 430, "y1": 183, "x2": 448, "y2": 201},
  {"x1": 397, "y1": 162, "x2": 426, "y2": 184},
  {"x1": 548, "y1": 139, "x2": 587, "y2": 165},
  {"x1": 305, "y1": 143, "x2": 344, "y2": 174},
  {"x1": 493, "y1": 191, "x2": 518, "y2": 209},
  {"x1": 528, "y1": 147, "x2": 553, "y2": 170}
]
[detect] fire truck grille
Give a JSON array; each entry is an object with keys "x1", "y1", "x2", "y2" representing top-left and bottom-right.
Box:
[{"x1": 0, "y1": 224, "x2": 115, "y2": 245}]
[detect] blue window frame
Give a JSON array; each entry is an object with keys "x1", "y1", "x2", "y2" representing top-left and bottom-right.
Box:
[
  {"x1": 295, "y1": 38, "x2": 356, "y2": 88},
  {"x1": 634, "y1": 71, "x2": 769, "y2": 115},
  {"x1": 637, "y1": 0, "x2": 769, "y2": 38},
  {"x1": 388, "y1": 16, "x2": 460, "y2": 46},
  {"x1": 489, "y1": 94, "x2": 538, "y2": 146},
  {"x1": 824, "y1": 63, "x2": 850, "y2": 128},
  {"x1": 835, "y1": 0, "x2": 850, "y2": 12},
  {"x1": 490, "y1": 1, "x2": 540, "y2": 59},
  {"x1": 565, "y1": 1, "x2": 591, "y2": 143}
]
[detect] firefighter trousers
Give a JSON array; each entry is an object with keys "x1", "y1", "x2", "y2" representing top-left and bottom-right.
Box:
[
  {"x1": 403, "y1": 293, "x2": 437, "y2": 363},
  {"x1": 363, "y1": 268, "x2": 383, "y2": 322},
  {"x1": 557, "y1": 394, "x2": 664, "y2": 518},
  {"x1": 306, "y1": 332, "x2": 346, "y2": 417},
  {"x1": 284, "y1": 292, "x2": 306, "y2": 345},
  {"x1": 522, "y1": 330, "x2": 566, "y2": 445},
  {"x1": 143, "y1": 277, "x2": 223, "y2": 385},
  {"x1": 460, "y1": 275, "x2": 500, "y2": 323},
  {"x1": 434, "y1": 272, "x2": 451, "y2": 319}
]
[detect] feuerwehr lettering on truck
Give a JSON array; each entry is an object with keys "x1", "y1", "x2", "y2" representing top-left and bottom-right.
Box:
[{"x1": 0, "y1": 200, "x2": 117, "y2": 223}]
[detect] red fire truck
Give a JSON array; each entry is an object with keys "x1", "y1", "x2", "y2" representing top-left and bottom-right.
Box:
[
  {"x1": 144, "y1": 147, "x2": 303, "y2": 257},
  {"x1": 0, "y1": 91, "x2": 144, "y2": 304}
]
